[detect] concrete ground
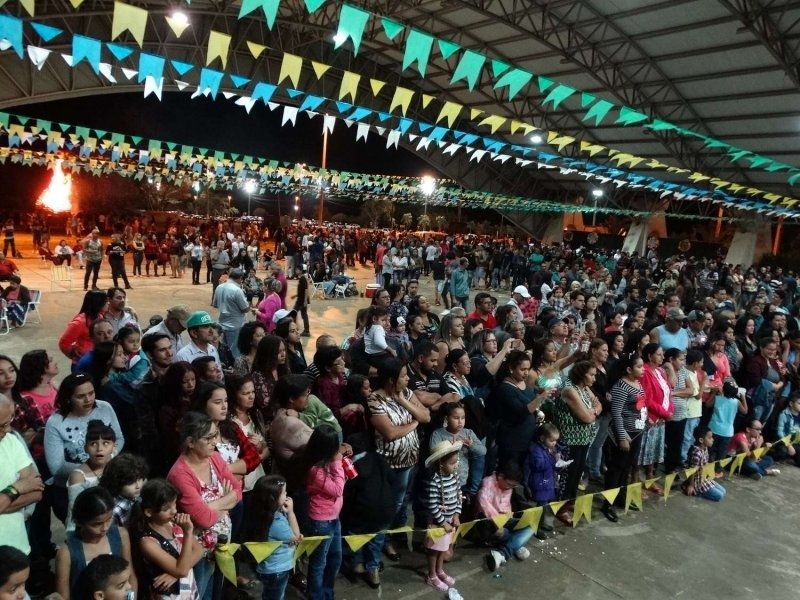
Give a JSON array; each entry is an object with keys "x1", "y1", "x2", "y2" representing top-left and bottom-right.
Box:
[{"x1": 4, "y1": 234, "x2": 800, "y2": 599}]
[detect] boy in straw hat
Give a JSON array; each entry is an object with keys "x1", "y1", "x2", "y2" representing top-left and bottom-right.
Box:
[{"x1": 423, "y1": 440, "x2": 462, "y2": 592}]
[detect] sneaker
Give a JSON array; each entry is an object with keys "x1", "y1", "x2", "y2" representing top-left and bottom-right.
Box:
[
  {"x1": 486, "y1": 550, "x2": 506, "y2": 572},
  {"x1": 514, "y1": 547, "x2": 530, "y2": 560},
  {"x1": 750, "y1": 472, "x2": 763, "y2": 481},
  {"x1": 365, "y1": 568, "x2": 380, "y2": 589},
  {"x1": 437, "y1": 571, "x2": 455, "y2": 586},
  {"x1": 767, "y1": 468, "x2": 781, "y2": 476},
  {"x1": 426, "y1": 575, "x2": 449, "y2": 592}
]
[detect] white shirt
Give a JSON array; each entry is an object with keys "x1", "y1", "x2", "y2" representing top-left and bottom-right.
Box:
[
  {"x1": 174, "y1": 340, "x2": 222, "y2": 371},
  {"x1": 144, "y1": 320, "x2": 188, "y2": 354}
]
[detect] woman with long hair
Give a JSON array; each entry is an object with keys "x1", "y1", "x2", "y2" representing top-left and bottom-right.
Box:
[
  {"x1": 638, "y1": 343, "x2": 673, "y2": 494},
  {"x1": 232, "y1": 322, "x2": 266, "y2": 378},
  {"x1": 435, "y1": 314, "x2": 465, "y2": 372},
  {"x1": 58, "y1": 290, "x2": 109, "y2": 367},
  {"x1": 156, "y1": 362, "x2": 197, "y2": 474},
  {"x1": 16, "y1": 349, "x2": 59, "y2": 450},
  {"x1": 275, "y1": 317, "x2": 307, "y2": 375},
  {"x1": 251, "y1": 335, "x2": 290, "y2": 421},
  {"x1": 407, "y1": 295, "x2": 440, "y2": 341},
  {"x1": 585, "y1": 339, "x2": 611, "y2": 482}
]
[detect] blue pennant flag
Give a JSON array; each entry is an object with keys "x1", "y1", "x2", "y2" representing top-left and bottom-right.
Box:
[
  {"x1": 31, "y1": 22, "x2": 63, "y2": 42},
  {"x1": 299, "y1": 95, "x2": 325, "y2": 112},
  {"x1": 229, "y1": 74, "x2": 250, "y2": 88},
  {"x1": 72, "y1": 35, "x2": 102, "y2": 74},
  {"x1": 0, "y1": 15, "x2": 23, "y2": 58},
  {"x1": 170, "y1": 60, "x2": 193, "y2": 76},
  {"x1": 198, "y1": 68, "x2": 224, "y2": 99},
  {"x1": 349, "y1": 107, "x2": 371, "y2": 121},
  {"x1": 335, "y1": 101, "x2": 353, "y2": 114},
  {"x1": 286, "y1": 89, "x2": 303, "y2": 99},
  {"x1": 251, "y1": 82, "x2": 277, "y2": 104},
  {"x1": 106, "y1": 42, "x2": 133, "y2": 61},
  {"x1": 138, "y1": 53, "x2": 165, "y2": 83}
]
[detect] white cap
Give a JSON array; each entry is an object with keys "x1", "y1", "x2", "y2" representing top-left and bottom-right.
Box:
[{"x1": 513, "y1": 285, "x2": 531, "y2": 299}]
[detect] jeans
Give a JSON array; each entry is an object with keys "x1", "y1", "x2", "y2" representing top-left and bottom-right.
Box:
[
  {"x1": 306, "y1": 519, "x2": 342, "y2": 600},
  {"x1": 466, "y1": 452, "x2": 486, "y2": 495},
  {"x1": 224, "y1": 328, "x2": 241, "y2": 359},
  {"x1": 84, "y1": 260, "x2": 101, "y2": 289},
  {"x1": 109, "y1": 259, "x2": 130, "y2": 288},
  {"x1": 455, "y1": 296, "x2": 469, "y2": 310},
  {"x1": 563, "y1": 444, "x2": 589, "y2": 500},
  {"x1": 586, "y1": 413, "x2": 610, "y2": 477},
  {"x1": 133, "y1": 251, "x2": 143, "y2": 276},
  {"x1": 698, "y1": 481, "x2": 726, "y2": 501},
  {"x1": 751, "y1": 402, "x2": 774, "y2": 425},
  {"x1": 742, "y1": 455, "x2": 775, "y2": 477},
  {"x1": 192, "y1": 259, "x2": 202, "y2": 284},
  {"x1": 343, "y1": 533, "x2": 383, "y2": 571},
  {"x1": 682, "y1": 417, "x2": 700, "y2": 463},
  {"x1": 193, "y1": 555, "x2": 217, "y2": 600},
  {"x1": 495, "y1": 517, "x2": 533, "y2": 559},
  {"x1": 257, "y1": 570, "x2": 290, "y2": 600},
  {"x1": 709, "y1": 435, "x2": 731, "y2": 468}
]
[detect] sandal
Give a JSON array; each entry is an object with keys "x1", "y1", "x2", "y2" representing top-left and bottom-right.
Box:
[
  {"x1": 437, "y1": 571, "x2": 455, "y2": 586},
  {"x1": 648, "y1": 482, "x2": 664, "y2": 495},
  {"x1": 426, "y1": 575, "x2": 449, "y2": 592}
]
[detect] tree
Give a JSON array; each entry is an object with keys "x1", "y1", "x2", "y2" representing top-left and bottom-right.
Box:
[
  {"x1": 434, "y1": 214, "x2": 448, "y2": 231},
  {"x1": 417, "y1": 213, "x2": 431, "y2": 230},
  {"x1": 363, "y1": 198, "x2": 393, "y2": 228},
  {"x1": 401, "y1": 212, "x2": 414, "y2": 228}
]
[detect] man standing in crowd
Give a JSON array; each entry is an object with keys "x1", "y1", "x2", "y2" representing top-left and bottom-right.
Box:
[
  {"x1": 650, "y1": 307, "x2": 689, "y2": 352},
  {"x1": 686, "y1": 310, "x2": 708, "y2": 348},
  {"x1": 507, "y1": 285, "x2": 530, "y2": 322},
  {"x1": 74, "y1": 318, "x2": 115, "y2": 372},
  {"x1": 105, "y1": 287, "x2": 139, "y2": 335},
  {"x1": 106, "y1": 233, "x2": 132, "y2": 290},
  {"x1": 468, "y1": 292, "x2": 497, "y2": 329},
  {"x1": 174, "y1": 311, "x2": 222, "y2": 373},
  {"x1": 83, "y1": 228, "x2": 103, "y2": 290},
  {"x1": 143, "y1": 305, "x2": 190, "y2": 355},
  {"x1": 212, "y1": 268, "x2": 250, "y2": 358}
]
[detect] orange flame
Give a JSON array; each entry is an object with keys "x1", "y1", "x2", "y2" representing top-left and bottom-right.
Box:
[{"x1": 37, "y1": 160, "x2": 73, "y2": 213}]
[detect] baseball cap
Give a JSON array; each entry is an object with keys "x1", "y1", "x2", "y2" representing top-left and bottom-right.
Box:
[
  {"x1": 686, "y1": 310, "x2": 704, "y2": 321},
  {"x1": 185, "y1": 311, "x2": 216, "y2": 329},
  {"x1": 166, "y1": 305, "x2": 191, "y2": 327},
  {"x1": 666, "y1": 307, "x2": 686, "y2": 320},
  {"x1": 273, "y1": 308, "x2": 297, "y2": 324},
  {"x1": 513, "y1": 285, "x2": 531, "y2": 299},
  {"x1": 546, "y1": 316, "x2": 569, "y2": 330}
]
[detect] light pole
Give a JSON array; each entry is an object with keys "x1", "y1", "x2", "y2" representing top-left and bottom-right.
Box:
[
  {"x1": 244, "y1": 180, "x2": 256, "y2": 216},
  {"x1": 591, "y1": 189, "x2": 603, "y2": 226}
]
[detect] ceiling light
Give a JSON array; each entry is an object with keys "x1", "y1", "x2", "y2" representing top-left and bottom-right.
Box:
[
  {"x1": 171, "y1": 11, "x2": 189, "y2": 25},
  {"x1": 530, "y1": 134, "x2": 543, "y2": 144}
]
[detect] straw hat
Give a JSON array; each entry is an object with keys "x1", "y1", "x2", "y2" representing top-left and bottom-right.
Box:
[{"x1": 425, "y1": 440, "x2": 463, "y2": 468}]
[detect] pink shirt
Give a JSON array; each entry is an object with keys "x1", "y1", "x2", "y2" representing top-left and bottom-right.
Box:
[
  {"x1": 306, "y1": 460, "x2": 345, "y2": 521},
  {"x1": 476, "y1": 474, "x2": 512, "y2": 518}
]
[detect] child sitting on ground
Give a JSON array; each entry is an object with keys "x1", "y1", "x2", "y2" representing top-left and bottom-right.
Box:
[
  {"x1": 728, "y1": 419, "x2": 779, "y2": 480},
  {"x1": 685, "y1": 425, "x2": 726, "y2": 502}
]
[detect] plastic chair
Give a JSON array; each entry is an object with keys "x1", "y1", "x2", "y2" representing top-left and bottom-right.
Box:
[
  {"x1": 312, "y1": 281, "x2": 326, "y2": 300},
  {"x1": 333, "y1": 283, "x2": 347, "y2": 299},
  {"x1": 0, "y1": 300, "x2": 9, "y2": 335},
  {"x1": 21, "y1": 289, "x2": 42, "y2": 326}
]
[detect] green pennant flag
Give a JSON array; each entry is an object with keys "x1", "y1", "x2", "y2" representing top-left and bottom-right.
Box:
[
  {"x1": 493, "y1": 68, "x2": 532, "y2": 100},
  {"x1": 304, "y1": 0, "x2": 325, "y2": 13},
  {"x1": 239, "y1": 0, "x2": 280, "y2": 29},
  {"x1": 36, "y1": 119, "x2": 51, "y2": 133},
  {"x1": 491, "y1": 59, "x2": 510, "y2": 78},
  {"x1": 130, "y1": 135, "x2": 142, "y2": 145},
  {"x1": 402, "y1": 29, "x2": 434, "y2": 76},
  {"x1": 583, "y1": 99, "x2": 614, "y2": 126},
  {"x1": 616, "y1": 106, "x2": 649, "y2": 126},
  {"x1": 336, "y1": 4, "x2": 370, "y2": 55},
  {"x1": 542, "y1": 84, "x2": 575, "y2": 109},
  {"x1": 381, "y1": 17, "x2": 404, "y2": 41},
  {"x1": 451, "y1": 49, "x2": 485, "y2": 90},
  {"x1": 580, "y1": 92, "x2": 596, "y2": 108},
  {"x1": 438, "y1": 39, "x2": 460, "y2": 59},
  {"x1": 537, "y1": 76, "x2": 554, "y2": 93}
]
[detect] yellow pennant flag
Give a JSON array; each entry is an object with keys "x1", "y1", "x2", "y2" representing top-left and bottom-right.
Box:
[
  {"x1": 435, "y1": 101, "x2": 462, "y2": 127},
  {"x1": 753, "y1": 447, "x2": 767, "y2": 460},
  {"x1": 453, "y1": 521, "x2": 477, "y2": 543},
  {"x1": 292, "y1": 536, "x2": 326, "y2": 568},
  {"x1": 426, "y1": 527, "x2": 447, "y2": 543},
  {"x1": 338, "y1": 71, "x2": 360, "y2": 102},
  {"x1": 580, "y1": 140, "x2": 607, "y2": 156},
  {"x1": 207, "y1": 31, "x2": 232, "y2": 69},
  {"x1": 369, "y1": 79, "x2": 386, "y2": 96},
  {"x1": 546, "y1": 130, "x2": 576, "y2": 151},
  {"x1": 421, "y1": 94, "x2": 434, "y2": 108},
  {"x1": 112, "y1": 2, "x2": 148, "y2": 47},
  {"x1": 277, "y1": 53, "x2": 303, "y2": 88},
  {"x1": 719, "y1": 457, "x2": 733, "y2": 468},
  {"x1": 509, "y1": 120, "x2": 536, "y2": 135},
  {"x1": 69, "y1": 0, "x2": 84, "y2": 8},
  {"x1": 469, "y1": 108, "x2": 484, "y2": 120},
  {"x1": 780, "y1": 435, "x2": 792, "y2": 447},
  {"x1": 599, "y1": 488, "x2": 620, "y2": 506},
  {"x1": 247, "y1": 41, "x2": 267, "y2": 59},
  {"x1": 663, "y1": 472, "x2": 677, "y2": 502},
  {"x1": 479, "y1": 114, "x2": 507, "y2": 134},
  {"x1": 625, "y1": 482, "x2": 642, "y2": 513},
  {"x1": 701, "y1": 462, "x2": 716, "y2": 481},
  {"x1": 344, "y1": 534, "x2": 377, "y2": 552},
  {"x1": 729, "y1": 453, "x2": 745, "y2": 476},
  {"x1": 491, "y1": 513, "x2": 512, "y2": 530},
  {"x1": 644, "y1": 477, "x2": 661, "y2": 490},
  {"x1": 20, "y1": 0, "x2": 34, "y2": 16},
  {"x1": 572, "y1": 493, "x2": 594, "y2": 527},
  {"x1": 514, "y1": 506, "x2": 543, "y2": 532},
  {"x1": 311, "y1": 61, "x2": 330, "y2": 79},
  {"x1": 165, "y1": 15, "x2": 190, "y2": 38},
  {"x1": 244, "y1": 541, "x2": 282, "y2": 563},
  {"x1": 683, "y1": 466, "x2": 698, "y2": 480},
  {"x1": 214, "y1": 542, "x2": 241, "y2": 585},
  {"x1": 389, "y1": 87, "x2": 414, "y2": 115},
  {"x1": 548, "y1": 500, "x2": 568, "y2": 517}
]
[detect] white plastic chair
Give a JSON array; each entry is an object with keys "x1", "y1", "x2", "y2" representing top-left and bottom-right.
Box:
[
  {"x1": 0, "y1": 300, "x2": 9, "y2": 335},
  {"x1": 333, "y1": 283, "x2": 347, "y2": 299},
  {"x1": 312, "y1": 281, "x2": 326, "y2": 300}
]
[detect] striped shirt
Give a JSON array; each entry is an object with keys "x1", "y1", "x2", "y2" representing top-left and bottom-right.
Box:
[
  {"x1": 609, "y1": 380, "x2": 647, "y2": 442},
  {"x1": 425, "y1": 471, "x2": 461, "y2": 525}
]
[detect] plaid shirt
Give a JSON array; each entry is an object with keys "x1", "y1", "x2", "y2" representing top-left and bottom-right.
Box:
[
  {"x1": 688, "y1": 445, "x2": 714, "y2": 494},
  {"x1": 112, "y1": 496, "x2": 135, "y2": 527}
]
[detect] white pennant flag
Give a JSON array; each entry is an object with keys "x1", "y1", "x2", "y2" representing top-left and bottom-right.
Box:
[
  {"x1": 375, "y1": 126, "x2": 386, "y2": 136},
  {"x1": 305, "y1": 111, "x2": 319, "y2": 119},
  {"x1": 235, "y1": 96, "x2": 256, "y2": 113},
  {"x1": 408, "y1": 134, "x2": 417, "y2": 142},
  {"x1": 323, "y1": 115, "x2": 336, "y2": 134},
  {"x1": 121, "y1": 68, "x2": 137, "y2": 80},
  {"x1": 386, "y1": 130, "x2": 401, "y2": 149},
  {"x1": 267, "y1": 102, "x2": 279, "y2": 111},
  {"x1": 470, "y1": 149, "x2": 487, "y2": 162},
  {"x1": 494, "y1": 154, "x2": 511, "y2": 163},
  {"x1": 356, "y1": 122, "x2": 370, "y2": 142},
  {"x1": 443, "y1": 143, "x2": 461, "y2": 156},
  {"x1": 343, "y1": 119, "x2": 354, "y2": 128},
  {"x1": 0, "y1": 40, "x2": 12, "y2": 52},
  {"x1": 190, "y1": 86, "x2": 202, "y2": 99},
  {"x1": 61, "y1": 53, "x2": 74, "y2": 67},
  {"x1": 98, "y1": 63, "x2": 116, "y2": 83},
  {"x1": 281, "y1": 106, "x2": 298, "y2": 126},
  {"x1": 514, "y1": 158, "x2": 533, "y2": 167},
  {"x1": 175, "y1": 80, "x2": 189, "y2": 91},
  {"x1": 143, "y1": 76, "x2": 163, "y2": 100},
  {"x1": 416, "y1": 137, "x2": 431, "y2": 151},
  {"x1": 222, "y1": 91, "x2": 236, "y2": 100},
  {"x1": 27, "y1": 46, "x2": 51, "y2": 70}
]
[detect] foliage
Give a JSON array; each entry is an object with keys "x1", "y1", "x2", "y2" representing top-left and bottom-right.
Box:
[
  {"x1": 401, "y1": 212, "x2": 414, "y2": 227},
  {"x1": 417, "y1": 213, "x2": 431, "y2": 230},
  {"x1": 434, "y1": 214, "x2": 448, "y2": 231},
  {"x1": 363, "y1": 198, "x2": 393, "y2": 228}
]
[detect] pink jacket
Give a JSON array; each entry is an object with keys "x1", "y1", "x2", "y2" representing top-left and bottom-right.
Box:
[
  {"x1": 306, "y1": 460, "x2": 345, "y2": 521},
  {"x1": 256, "y1": 293, "x2": 282, "y2": 332},
  {"x1": 167, "y1": 452, "x2": 243, "y2": 530}
]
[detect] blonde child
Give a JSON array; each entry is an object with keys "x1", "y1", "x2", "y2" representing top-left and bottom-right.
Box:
[
  {"x1": 129, "y1": 479, "x2": 203, "y2": 600},
  {"x1": 430, "y1": 402, "x2": 486, "y2": 497},
  {"x1": 66, "y1": 420, "x2": 117, "y2": 530},
  {"x1": 424, "y1": 440, "x2": 462, "y2": 592},
  {"x1": 247, "y1": 475, "x2": 303, "y2": 599}
]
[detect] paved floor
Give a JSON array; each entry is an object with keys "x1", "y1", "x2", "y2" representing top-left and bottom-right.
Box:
[{"x1": 4, "y1": 235, "x2": 800, "y2": 599}]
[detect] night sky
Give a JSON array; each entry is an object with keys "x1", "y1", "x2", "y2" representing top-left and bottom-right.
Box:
[{"x1": 1, "y1": 91, "x2": 436, "y2": 210}]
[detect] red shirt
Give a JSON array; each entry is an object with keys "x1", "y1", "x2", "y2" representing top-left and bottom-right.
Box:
[
  {"x1": 0, "y1": 258, "x2": 18, "y2": 278},
  {"x1": 467, "y1": 310, "x2": 496, "y2": 329}
]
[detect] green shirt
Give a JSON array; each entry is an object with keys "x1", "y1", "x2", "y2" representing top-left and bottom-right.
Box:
[{"x1": 299, "y1": 395, "x2": 342, "y2": 433}]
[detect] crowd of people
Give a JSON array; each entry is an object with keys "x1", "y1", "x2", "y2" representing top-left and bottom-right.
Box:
[{"x1": 1, "y1": 213, "x2": 800, "y2": 600}]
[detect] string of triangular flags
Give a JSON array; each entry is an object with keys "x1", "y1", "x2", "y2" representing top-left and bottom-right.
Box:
[
  {"x1": 211, "y1": 432, "x2": 800, "y2": 585},
  {"x1": 30, "y1": 0, "x2": 799, "y2": 183}
]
